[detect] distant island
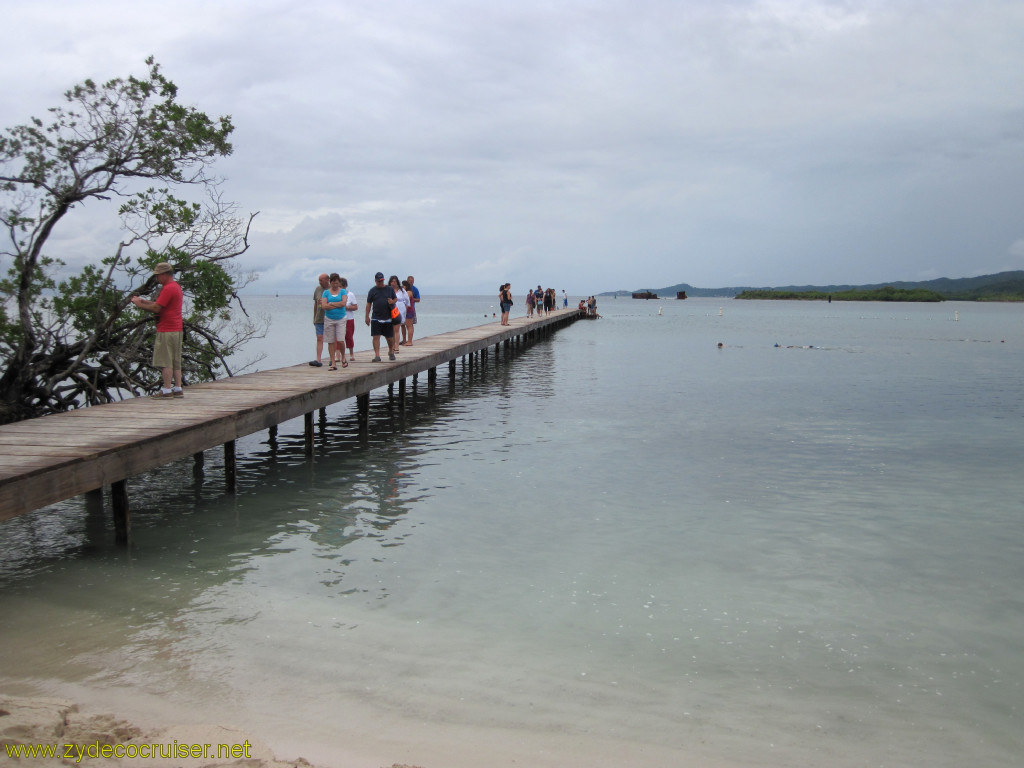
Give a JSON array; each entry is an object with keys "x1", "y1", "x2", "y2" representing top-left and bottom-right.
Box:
[
  {"x1": 736, "y1": 286, "x2": 944, "y2": 302},
  {"x1": 602, "y1": 270, "x2": 1024, "y2": 302}
]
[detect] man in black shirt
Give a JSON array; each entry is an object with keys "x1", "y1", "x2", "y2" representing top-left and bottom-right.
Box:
[{"x1": 365, "y1": 271, "x2": 398, "y2": 361}]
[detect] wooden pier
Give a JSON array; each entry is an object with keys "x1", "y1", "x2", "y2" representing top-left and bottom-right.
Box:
[{"x1": 0, "y1": 309, "x2": 581, "y2": 539}]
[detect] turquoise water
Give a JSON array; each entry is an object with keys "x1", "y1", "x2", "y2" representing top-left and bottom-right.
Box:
[{"x1": 1, "y1": 296, "x2": 1022, "y2": 767}]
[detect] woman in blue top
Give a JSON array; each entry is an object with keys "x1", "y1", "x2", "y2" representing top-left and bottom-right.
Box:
[{"x1": 320, "y1": 273, "x2": 349, "y2": 369}]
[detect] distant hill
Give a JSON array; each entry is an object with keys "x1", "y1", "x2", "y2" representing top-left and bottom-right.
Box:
[
  {"x1": 601, "y1": 271, "x2": 1024, "y2": 301},
  {"x1": 601, "y1": 283, "x2": 742, "y2": 298}
]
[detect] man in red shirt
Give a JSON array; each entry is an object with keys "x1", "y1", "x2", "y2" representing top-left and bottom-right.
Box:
[{"x1": 131, "y1": 261, "x2": 184, "y2": 398}]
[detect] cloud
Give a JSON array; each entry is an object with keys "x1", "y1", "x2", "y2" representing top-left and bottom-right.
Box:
[{"x1": 2, "y1": 0, "x2": 1024, "y2": 293}]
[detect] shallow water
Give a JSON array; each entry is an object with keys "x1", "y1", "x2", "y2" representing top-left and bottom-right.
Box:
[{"x1": 2, "y1": 296, "x2": 1022, "y2": 767}]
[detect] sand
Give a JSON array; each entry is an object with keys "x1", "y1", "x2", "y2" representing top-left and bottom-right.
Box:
[{"x1": 0, "y1": 696, "x2": 424, "y2": 768}]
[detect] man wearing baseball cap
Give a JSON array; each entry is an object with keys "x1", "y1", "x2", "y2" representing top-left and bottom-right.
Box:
[
  {"x1": 131, "y1": 261, "x2": 185, "y2": 398},
  {"x1": 365, "y1": 271, "x2": 397, "y2": 362}
]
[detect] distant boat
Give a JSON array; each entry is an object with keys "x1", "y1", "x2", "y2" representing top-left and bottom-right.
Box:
[
  {"x1": 632, "y1": 291, "x2": 658, "y2": 299},
  {"x1": 676, "y1": 291, "x2": 687, "y2": 300}
]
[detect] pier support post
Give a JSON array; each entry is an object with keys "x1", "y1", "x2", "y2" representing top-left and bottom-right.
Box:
[
  {"x1": 85, "y1": 488, "x2": 106, "y2": 543},
  {"x1": 357, "y1": 393, "x2": 369, "y2": 430},
  {"x1": 398, "y1": 377, "x2": 406, "y2": 405},
  {"x1": 224, "y1": 440, "x2": 236, "y2": 494},
  {"x1": 267, "y1": 424, "x2": 279, "y2": 458},
  {"x1": 304, "y1": 412, "x2": 314, "y2": 456},
  {"x1": 317, "y1": 408, "x2": 327, "y2": 445},
  {"x1": 428, "y1": 367, "x2": 436, "y2": 391},
  {"x1": 193, "y1": 451, "x2": 205, "y2": 478},
  {"x1": 112, "y1": 480, "x2": 130, "y2": 546}
]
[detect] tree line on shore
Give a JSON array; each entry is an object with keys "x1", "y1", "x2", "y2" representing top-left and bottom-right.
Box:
[
  {"x1": 611, "y1": 271, "x2": 1024, "y2": 302},
  {"x1": 735, "y1": 286, "x2": 945, "y2": 302}
]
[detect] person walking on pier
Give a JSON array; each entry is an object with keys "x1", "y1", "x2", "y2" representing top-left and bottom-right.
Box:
[
  {"x1": 309, "y1": 272, "x2": 329, "y2": 367},
  {"x1": 321, "y1": 273, "x2": 349, "y2": 369},
  {"x1": 341, "y1": 277, "x2": 358, "y2": 362},
  {"x1": 405, "y1": 275, "x2": 420, "y2": 345},
  {"x1": 366, "y1": 271, "x2": 398, "y2": 361},
  {"x1": 400, "y1": 279, "x2": 417, "y2": 346},
  {"x1": 130, "y1": 261, "x2": 184, "y2": 398},
  {"x1": 389, "y1": 276, "x2": 409, "y2": 352},
  {"x1": 499, "y1": 283, "x2": 513, "y2": 325}
]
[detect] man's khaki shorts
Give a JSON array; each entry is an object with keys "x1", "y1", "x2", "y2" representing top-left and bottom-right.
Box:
[{"x1": 153, "y1": 331, "x2": 183, "y2": 369}]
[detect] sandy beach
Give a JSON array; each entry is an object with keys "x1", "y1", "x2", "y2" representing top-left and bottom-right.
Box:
[{"x1": 0, "y1": 696, "x2": 423, "y2": 768}]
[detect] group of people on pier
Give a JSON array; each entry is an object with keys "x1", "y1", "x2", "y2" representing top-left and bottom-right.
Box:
[
  {"x1": 524, "y1": 285, "x2": 564, "y2": 318},
  {"x1": 498, "y1": 284, "x2": 570, "y2": 325},
  {"x1": 310, "y1": 273, "x2": 589, "y2": 370},
  {"x1": 493, "y1": 286, "x2": 569, "y2": 327},
  {"x1": 130, "y1": 259, "x2": 593, "y2": 400},
  {"x1": 311, "y1": 272, "x2": 420, "y2": 369},
  {"x1": 579, "y1": 296, "x2": 599, "y2": 317}
]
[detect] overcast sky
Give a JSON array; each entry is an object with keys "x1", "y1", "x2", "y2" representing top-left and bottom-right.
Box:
[{"x1": 2, "y1": 0, "x2": 1023, "y2": 294}]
